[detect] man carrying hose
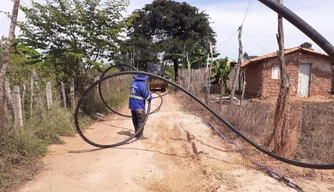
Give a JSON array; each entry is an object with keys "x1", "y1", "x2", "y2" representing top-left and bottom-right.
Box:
[{"x1": 129, "y1": 74, "x2": 153, "y2": 139}]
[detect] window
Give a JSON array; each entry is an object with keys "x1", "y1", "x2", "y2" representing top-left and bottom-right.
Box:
[{"x1": 271, "y1": 66, "x2": 280, "y2": 79}]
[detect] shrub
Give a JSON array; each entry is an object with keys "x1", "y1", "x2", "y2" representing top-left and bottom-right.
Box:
[
  {"x1": 25, "y1": 105, "x2": 76, "y2": 144},
  {"x1": 81, "y1": 75, "x2": 131, "y2": 116},
  {"x1": 0, "y1": 129, "x2": 47, "y2": 191}
]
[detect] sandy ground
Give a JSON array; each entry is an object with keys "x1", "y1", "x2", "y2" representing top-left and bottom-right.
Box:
[{"x1": 18, "y1": 94, "x2": 334, "y2": 192}]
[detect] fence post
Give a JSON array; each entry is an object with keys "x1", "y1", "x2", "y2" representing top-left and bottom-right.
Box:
[
  {"x1": 22, "y1": 84, "x2": 26, "y2": 119},
  {"x1": 30, "y1": 75, "x2": 34, "y2": 116},
  {"x1": 94, "y1": 76, "x2": 100, "y2": 96},
  {"x1": 70, "y1": 78, "x2": 75, "y2": 109},
  {"x1": 13, "y1": 86, "x2": 23, "y2": 128},
  {"x1": 46, "y1": 82, "x2": 53, "y2": 109},
  {"x1": 60, "y1": 81, "x2": 67, "y2": 108},
  {"x1": 5, "y1": 77, "x2": 15, "y2": 120},
  {"x1": 32, "y1": 70, "x2": 42, "y2": 109}
]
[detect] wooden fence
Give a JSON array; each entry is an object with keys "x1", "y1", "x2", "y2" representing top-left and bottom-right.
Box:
[
  {"x1": 179, "y1": 68, "x2": 208, "y2": 95},
  {"x1": 6, "y1": 71, "x2": 132, "y2": 128},
  {"x1": 178, "y1": 68, "x2": 242, "y2": 96},
  {"x1": 6, "y1": 71, "x2": 77, "y2": 128}
]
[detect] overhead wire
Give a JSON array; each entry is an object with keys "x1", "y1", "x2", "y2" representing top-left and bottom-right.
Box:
[
  {"x1": 243, "y1": 30, "x2": 269, "y2": 53},
  {"x1": 217, "y1": 30, "x2": 238, "y2": 45},
  {"x1": 241, "y1": 0, "x2": 253, "y2": 26},
  {"x1": 216, "y1": 0, "x2": 253, "y2": 48}
]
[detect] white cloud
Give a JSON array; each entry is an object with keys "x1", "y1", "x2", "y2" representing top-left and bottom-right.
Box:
[{"x1": 1, "y1": 0, "x2": 333, "y2": 60}]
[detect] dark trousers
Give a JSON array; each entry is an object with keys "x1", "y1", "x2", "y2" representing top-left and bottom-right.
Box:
[{"x1": 131, "y1": 110, "x2": 145, "y2": 138}]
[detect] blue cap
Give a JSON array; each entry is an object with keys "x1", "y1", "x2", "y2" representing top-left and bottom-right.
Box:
[{"x1": 133, "y1": 75, "x2": 149, "y2": 81}]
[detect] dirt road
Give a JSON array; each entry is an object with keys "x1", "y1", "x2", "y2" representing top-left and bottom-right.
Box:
[{"x1": 19, "y1": 94, "x2": 334, "y2": 192}]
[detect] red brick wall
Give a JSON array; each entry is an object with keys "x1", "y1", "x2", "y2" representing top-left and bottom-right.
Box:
[
  {"x1": 244, "y1": 62, "x2": 263, "y2": 98},
  {"x1": 245, "y1": 52, "x2": 333, "y2": 99},
  {"x1": 298, "y1": 53, "x2": 333, "y2": 97},
  {"x1": 261, "y1": 55, "x2": 299, "y2": 98}
]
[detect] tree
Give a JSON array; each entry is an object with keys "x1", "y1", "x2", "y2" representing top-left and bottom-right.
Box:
[
  {"x1": 0, "y1": 0, "x2": 20, "y2": 131},
  {"x1": 20, "y1": 0, "x2": 135, "y2": 84},
  {"x1": 174, "y1": 42, "x2": 211, "y2": 90},
  {"x1": 127, "y1": 0, "x2": 216, "y2": 82},
  {"x1": 300, "y1": 42, "x2": 313, "y2": 49},
  {"x1": 243, "y1": 52, "x2": 258, "y2": 61},
  {"x1": 267, "y1": 0, "x2": 291, "y2": 155},
  {"x1": 7, "y1": 38, "x2": 42, "y2": 86},
  {"x1": 242, "y1": 52, "x2": 249, "y2": 61},
  {"x1": 211, "y1": 57, "x2": 231, "y2": 107}
]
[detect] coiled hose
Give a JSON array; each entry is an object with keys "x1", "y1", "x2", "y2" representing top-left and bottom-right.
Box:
[
  {"x1": 98, "y1": 64, "x2": 163, "y2": 117},
  {"x1": 75, "y1": 71, "x2": 334, "y2": 169}
]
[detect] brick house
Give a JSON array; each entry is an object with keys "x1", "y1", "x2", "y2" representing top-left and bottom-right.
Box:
[{"x1": 241, "y1": 47, "x2": 333, "y2": 99}]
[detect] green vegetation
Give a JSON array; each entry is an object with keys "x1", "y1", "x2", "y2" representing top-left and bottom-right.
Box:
[
  {"x1": 81, "y1": 81, "x2": 130, "y2": 116},
  {"x1": 211, "y1": 57, "x2": 231, "y2": 86},
  {"x1": 0, "y1": 130, "x2": 45, "y2": 190},
  {"x1": 25, "y1": 106, "x2": 76, "y2": 144},
  {"x1": 125, "y1": 0, "x2": 216, "y2": 81},
  {"x1": 0, "y1": 91, "x2": 128, "y2": 191},
  {"x1": 300, "y1": 42, "x2": 313, "y2": 49},
  {"x1": 1, "y1": 0, "x2": 222, "y2": 190},
  {"x1": 0, "y1": 105, "x2": 74, "y2": 191},
  {"x1": 20, "y1": 0, "x2": 136, "y2": 84},
  {"x1": 211, "y1": 57, "x2": 231, "y2": 97}
]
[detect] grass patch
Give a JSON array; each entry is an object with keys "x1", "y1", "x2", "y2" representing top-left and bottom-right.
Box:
[
  {"x1": 81, "y1": 75, "x2": 131, "y2": 117},
  {"x1": 25, "y1": 105, "x2": 76, "y2": 144},
  {"x1": 0, "y1": 105, "x2": 75, "y2": 191},
  {"x1": 0, "y1": 129, "x2": 47, "y2": 191},
  {"x1": 0, "y1": 75, "x2": 130, "y2": 191}
]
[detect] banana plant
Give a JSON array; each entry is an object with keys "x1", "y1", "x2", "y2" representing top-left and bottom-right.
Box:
[{"x1": 211, "y1": 57, "x2": 231, "y2": 106}]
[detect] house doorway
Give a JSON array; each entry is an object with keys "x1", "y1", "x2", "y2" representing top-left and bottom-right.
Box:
[{"x1": 298, "y1": 63, "x2": 312, "y2": 97}]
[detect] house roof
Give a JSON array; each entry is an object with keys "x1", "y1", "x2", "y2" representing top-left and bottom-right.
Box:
[{"x1": 241, "y1": 47, "x2": 331, "y2": 67}]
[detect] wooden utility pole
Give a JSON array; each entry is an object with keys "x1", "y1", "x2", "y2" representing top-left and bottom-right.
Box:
[
  {"x1": 268, "y1": 0, "x2": 291, "y2": 155},
  {"x1": 0, "y1": 0, "x2": 20, "y2": 131},
  {"x1": 230, "y1": 26, "x2": 243, "y2": 103}
]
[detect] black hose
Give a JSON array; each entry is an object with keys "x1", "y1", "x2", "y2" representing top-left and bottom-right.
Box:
[
  {"x1": 98, "y1": 64, "x2": 137, "y2": 118},
  {"x1": 75, "y1": 74, "x2": 152, "y2": 148},
  {"x1": 258, "y1": 0, "x2": 334, "y2": 59},
  {"x1": 98, "y1": 64, "x2": 164, "y2": 117},
  {"x1": 150, "y1": 92, "x2": 163, "y2": 114},
  {"x1": 152, "y1": 89, "x2": 171, "y2": 99},
  {"x1": 79, "y1": 71, "x2": 334, "y2": 169}
]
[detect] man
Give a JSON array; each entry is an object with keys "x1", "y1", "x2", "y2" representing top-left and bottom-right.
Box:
[{"x1": 129, "y1": 74, "x2": 152, "y2": 139}]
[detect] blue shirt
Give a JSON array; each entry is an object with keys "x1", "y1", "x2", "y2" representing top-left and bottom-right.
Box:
[{"x1": 129, "y1": 80, "x2": 152, "y2": 111}]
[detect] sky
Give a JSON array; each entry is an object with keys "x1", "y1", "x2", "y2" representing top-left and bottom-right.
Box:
[{"x1": 1, "y1": 0, "x2": 334, "y2": 60}]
